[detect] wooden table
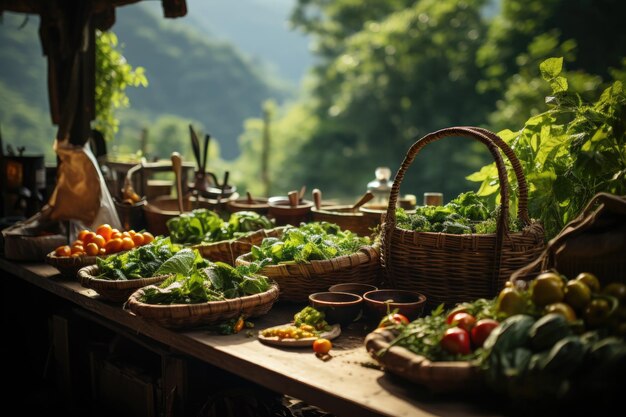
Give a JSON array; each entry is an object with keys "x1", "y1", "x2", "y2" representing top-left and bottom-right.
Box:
[{"x1": 0, "y1": 258, "x2": 501, "y2": 417}]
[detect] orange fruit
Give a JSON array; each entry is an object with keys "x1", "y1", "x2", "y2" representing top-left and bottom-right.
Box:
[
  {"x1": 96, "y1": 224, "x2": 113, "y2": 241},
  {"x1": 121, "y1": 237, "x2": 135, "y2": 251},
  {"x1": 92, "y1": 234, "x2": 106, "y2": 248},
  {"x1": 71, "y1": 245, "x2": 84, "y2": 255},
  {"x1": 82, "y1": 231, "x2": 97, "y2": 246},
  {"x1": 85, "y1": 242, "x2": 99, "y2": 256},
  {"x1": 128, "y1": 230, "x2": 137, "y2": 237},
  {"x1": 142, "y1": 232, "x2": 155, "y2": 244},
  {"x1": 55, "y1": 245, "x2": 71, "y2": 257},
  {"x1": 110, "y1": 230, "x2": 122, "y2": 240},
  {"x1": 71, "y1": 239, "x2": 84, "y2": 248},
  {"x1": 99, "y1": 247, "x2": 106, "y2": 255},
  {"x1": 131, "y1": 233, "x2": 144, "y2": 247},
  {"x1": 77, "y1": 229, "x2": 90, "y2": 241},
  {"x1": 105, "y1": 238, "x2": 123, "y2": 254}
]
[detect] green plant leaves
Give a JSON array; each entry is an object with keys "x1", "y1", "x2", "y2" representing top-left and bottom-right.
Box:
[
  {"x1": 539, "y1": 57, "x2": 563, "y2": 80},
  {"x1": 155, "y1": 248, "x2": 196, "y2": 276}
]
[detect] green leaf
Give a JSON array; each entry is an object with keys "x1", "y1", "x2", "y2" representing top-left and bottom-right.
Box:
[
  {"x1": 155, "y1": 249, "x2": 196, "y2": 276},
  {"x1": 549, "y1": 76, "x2": 568, "y2": 93},
  {"x1": 539, "y1": 57, "x2": 563, "y2": 81}
]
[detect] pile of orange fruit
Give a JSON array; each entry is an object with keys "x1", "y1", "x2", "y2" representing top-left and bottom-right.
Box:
[{"x1": 54, "y1": 224, "x2": 155, "y2": 257}]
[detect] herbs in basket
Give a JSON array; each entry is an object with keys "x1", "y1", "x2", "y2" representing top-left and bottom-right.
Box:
[
  {"x1": 249, "y1": 222, "x2": 371, "y2": 264},
  {"x1": 139, "y1": 261, "x2": 273, "y2": 304},
  {"x1": 166, "y1": 209, "x2": 273, "y2": 245},
  {"x1": 395, "y1": 191, "x2": 522, "y2": 235}
]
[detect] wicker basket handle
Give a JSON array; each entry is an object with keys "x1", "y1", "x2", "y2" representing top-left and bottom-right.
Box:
[
  {"x1": 385, "y1": 127, "x2": 521, "y2": 231},
  {"x1": 462, "y1": 127, "x2": 530, "y2": 224}
]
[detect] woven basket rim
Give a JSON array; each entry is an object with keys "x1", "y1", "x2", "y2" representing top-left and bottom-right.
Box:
[
  {"x1": 126, "y1": 283, "x2": 280, "y2": 315},
  {"x1": 365, "y1": 327, "x2": 479, "y2": 391},
  {"x1": 77, "y1": 264, "x2": 172, "y2": 287},
  {"x1": 311, "y1": 205, "x2": 365, "y2": 217},
  {"x1": 390, "y1": 220, "x2": 543, "y2": 237},
  {"x1": 46, "y1": 250, "x2": 100, "y2": 266},
  {"x1": 236, "y1": 242, "x2": 380, "y2": 270}
]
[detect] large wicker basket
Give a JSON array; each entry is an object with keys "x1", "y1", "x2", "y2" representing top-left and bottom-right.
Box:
[
  {"x1": 364, "y1": 327, "x2": 481, "y2": 392},
  {"x1": 193, "y1": 227, "x2": 285, "y2": 265},
  {"x1": 381, "y1": 127, "x2": 545, "y2": 309},
  {"x1": 125, "y1": 283, "x2": 280, "y2": 329},
  {"x1": 235, "y1": 244, "x2": 381, "y2": 302},
  {"x1": 78, "y1": 265, "x2": 169, "y2": 302}
]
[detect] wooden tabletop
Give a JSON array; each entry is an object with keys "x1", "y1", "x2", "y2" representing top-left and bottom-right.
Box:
[{"x1": 0, "y1": 258, "x2": 502, "y2": 417}]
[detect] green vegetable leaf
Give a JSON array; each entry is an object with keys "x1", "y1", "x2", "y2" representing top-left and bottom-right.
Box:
[{"x1": 155, "y1": 249, "x2": 196, "y2": 276}]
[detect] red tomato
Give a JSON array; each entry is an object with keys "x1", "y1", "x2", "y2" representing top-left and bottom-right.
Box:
[
  {"x1": 471, "y1": 319, "x2": 500, "y2": 348},
  {"x1": 447, "y1": 312, "x2": 477, "y2": 332},
  {"x1": 378, "y1": 313, "x2": 410, "y2": 328},
  {"x1": 313, "y1": 338, "x2": 332, "y2": 354},
  {"x1": 440, "y1": 327, "x2": 471, "y2": 355},
  {"x1": 445, "y1": 307, "x2": 469, "y2": 324}
]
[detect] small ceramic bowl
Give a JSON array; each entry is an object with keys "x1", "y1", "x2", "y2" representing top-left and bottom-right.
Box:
[
  {"x1": 328, "y1": 283, "x2": 378, "y2": 298},
  {"x1": 308, "y1": 292, "x2": 363, "y2": 326},
  {"x1": 363, "y1": 289, "x2": 427, "y2": 322}
]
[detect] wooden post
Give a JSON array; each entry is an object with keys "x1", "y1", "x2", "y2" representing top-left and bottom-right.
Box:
[{"x1": 261, "y1": 102, "x2": 272, "y2": 197}]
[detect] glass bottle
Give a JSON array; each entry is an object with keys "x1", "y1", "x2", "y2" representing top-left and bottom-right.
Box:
[{"x1": 367, "y1": 167, "x2": 393, "y2": 207}]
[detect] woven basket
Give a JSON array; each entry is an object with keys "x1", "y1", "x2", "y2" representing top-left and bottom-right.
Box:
[
  {"x1": 125, "y1": 283, "x2": 280, "y2": 329},
  {"x1": 193, "y1": 227, "x2": 285, "y2": 265},
  {"x1": 235, "y1": 244, "x2": 381, "y2": 302},
  {"x1": 311, "y1": 205, "x2": 379, "y2": 237},
  {"x1": 46, "y1": 252, "x2": 102, "y2": 279},
  {"x1": 381, "y1": 127, "x2": 545, "y2": 309},
  {"x1": 78, "y1": 265, "x2": 170, "y2": 302},
  {"x1": 364, "y1": 327, "x2": 481, "y2": 392}
]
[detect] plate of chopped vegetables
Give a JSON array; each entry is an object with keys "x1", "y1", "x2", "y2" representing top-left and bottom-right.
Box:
[
  {"x1": 258, "y1": 323, "x2": 341, "y2": 347},
  {"x1": 258, "y1": 306, "x2": 341, "y2": 347}
]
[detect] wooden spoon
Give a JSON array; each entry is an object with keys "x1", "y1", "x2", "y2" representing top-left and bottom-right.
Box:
[
  {"x1": 246, "y1": 191, "x2": 254, "y2": 205},
  {"x1": 171, "y1": 152, "x2": 184, "y2": 214},
  {"x1": 298, "y1": 185, "x2": 307, "y2": 202},
  {"x1": 312, "y1": 188, "x2": 322, "y2": 210},
  {"x1": 351, "y1": 191, "x2": 375, "y2": 212}
]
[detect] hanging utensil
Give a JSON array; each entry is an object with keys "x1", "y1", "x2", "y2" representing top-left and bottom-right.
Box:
[
  {"x1": 202, "y1": 133, "x2": 211, "y2": 174},
  {"x1": 121, "y1": 162, "x2": 143, "y2": 203},
  {"x1": 171, "y1": 152, "x2": 184, "y2": 214},
  {"x1": 189, "y1": 124, "x2": 202, "y2": 171},
  {"x1": 312, "y1": 188, "x2": 322, "y2": 210},
  {"x1": 351, "y1": 191, "x2": 374, "y2": 212}
]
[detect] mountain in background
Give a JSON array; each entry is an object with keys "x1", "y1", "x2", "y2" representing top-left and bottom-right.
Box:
[
  {"x1": 182, "y1": 0, "x2": 312, "y2": 84},
  {"x1": 0, "y1": 3, "x2": 294, "y2": 160},
  {"x1": 112, "y1": 3, "x2": 292, "y2": 159}
]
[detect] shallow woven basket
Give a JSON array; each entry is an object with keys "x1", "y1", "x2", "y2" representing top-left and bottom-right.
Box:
[
  {"x1": 193, "y1": 227, "x2": 285, "y2": 265},
  {"x1": 364, "y1": 327, "x2": 481, "y2": 392},
  {"x1": 125, "y1": 283, "x2": 280, "y2": 329},
  {"x1": 311, "y1": 205, "x2": 379, "y2": 237},
  {"x1": 381, "y1": 127, "x2": 545, "y2": 309},
  {"x1": 46, "y1": 252, "x2": 102, "y2": 279},
  {"x1": 78, "y1": 265, "x2": 170, "y2": 302},
  {"x1": 235, "y1": 244, "x2": 382, "y2": 302}
]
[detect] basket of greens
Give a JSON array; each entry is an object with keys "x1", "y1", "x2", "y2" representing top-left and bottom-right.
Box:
[
  {"x1": 78, "y1": 237, "x2": 188, "y2": 302},
  {"x1": 166, "y1": 209, "x2": 282, "y2": 265},
  {"x1": 235, "y1": 222, "x2": 380, "y2": 302},
  {"x1": 381, "y1": 127, "x2": 544, "y2": 309},
  {"x1": 126, "y1": 261, "x2": 279, "y2": 329}
]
